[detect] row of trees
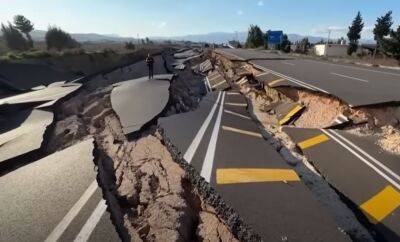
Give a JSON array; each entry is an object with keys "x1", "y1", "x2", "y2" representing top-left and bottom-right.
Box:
[
  {"x1": 245, "y1": 25, "x2": 291, "y2": 52},
  {"x1": 347, "y1": 11, "x2": 400, "y2": 60},
  {"x1": 1, "y1": 15, "x2": 79, "y2": 52}
]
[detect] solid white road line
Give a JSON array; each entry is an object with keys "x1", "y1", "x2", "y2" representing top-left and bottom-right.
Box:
[
  {"x1": 226, "y1": 92, "x2": 240, "y2": 95},
  {"x1": 256, "y1": 72, "x2": 269, "y2": 77},
  {"x1": 74, "y1": 199, "x2": 107, "y2": 242},
  {"x1": 321, "y1": 129, "x2": 400, "y2": 190},
  {"x1": 225, "y1": 102, "x2": 247, "y2": 107},
  {"x1": 201, "y1": 92, "x2": 226, "y2": 182},
  {"x1": 282, "y1": 61, "x2": 295, "y2": 66},
  {"x1": 205, "y1": 77, "x2": 212, "y2": 92},
  {"x1": 329, "y1": 129, "x2": 400, "y2": 182},
  {"x1": 45, "y1": 180, "x2": 98, "y2": 242},
  {"x1": 331, "y1": 72, "x2": 369, "y2": 83},
  {"x1": 184, "y1": 92, "x2": 222, "y2": 163},
  {"x1": 304, "y1": 59, "x2": 400, "y2": 77},
  {"x1": 252, "y1": 63, "x2": 329, "y2": 94},
  {"x1": 224, "y1": 109, "x2": 251, "y2": 120}
]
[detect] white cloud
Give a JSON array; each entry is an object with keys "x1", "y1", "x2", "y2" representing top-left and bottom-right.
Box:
[
  {"x1": 157, "y1": 21, "x2": 167, "y2": 29},
  {"x1": 258, "y1": 0, "x2": 264, "y2": 6},
  {"x1": 237, "y1": 10, "x2": 243, "y2": 16}
]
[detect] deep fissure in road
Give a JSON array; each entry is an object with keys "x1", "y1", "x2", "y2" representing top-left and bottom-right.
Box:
[{"x1": 38, "y1": 51, "x2": 259, "y2": 242}]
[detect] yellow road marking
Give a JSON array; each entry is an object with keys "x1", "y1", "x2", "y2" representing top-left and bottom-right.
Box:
[
  {"x1": 212, "y1": 80, "x2": 227, "y2": 88},
  {"x1": 209, "y1": 75, "x2": 221, "y2": 81},
  {"x1": 360, "y1": 186, "x2": 400, "y2": 224},
  {"x1": 268, "y1": 78, "x2": 285, "y2": 87},
  {"x1": 298, "y1": 134, "x2": 330, "y2": 150},
  {"x1": 225, "y1": 102, "x2": 247, "y2": 107},
  {"x1": 222, "y1": 126, "x2": 262, "y2": 138},
  {"x1": 217, "y1": 168, "x2": 300, "y2": 184},
  {"x1": 278, "y1": 105, "x2": 303, "y2": 125}
]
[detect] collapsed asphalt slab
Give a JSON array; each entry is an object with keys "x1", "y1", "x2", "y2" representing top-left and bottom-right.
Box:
[
  {"x1": 0, "y1": 83, "x2": 82, "y2": 107},
  {"x1": 159, "y1": 90, "x2": 350, "y2": 241},
  {"x1": 215, "y1": 48, "x2": 287, "y2": 61},
  {"x1": 0, "y1": 109, "x2": 53, "y2": 164},
  {"x1": 283, "y1": 126, "x2": 400, "y2": 241},
  {"x1": 0, "y1": 138, "x2": 119, "y2": 242},
  {"x1": 110, "y1": 76, "x2": 171, "y2": 135},
  {"x1": 207, "y1": 70, "x2": 230, "y2": 91}
]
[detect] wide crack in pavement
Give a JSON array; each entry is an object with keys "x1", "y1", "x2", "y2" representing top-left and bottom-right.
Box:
[{"x1": 29, "y1": 49, "x2": 252, "y2": 241}]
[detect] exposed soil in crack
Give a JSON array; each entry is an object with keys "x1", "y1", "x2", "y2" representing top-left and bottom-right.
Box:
[
  {"x1": 40, "y1": 50, "x2": 258, "y2": 242},
  {"x1": 213, "y1": 52, "x2": 377, "y2": 241}
]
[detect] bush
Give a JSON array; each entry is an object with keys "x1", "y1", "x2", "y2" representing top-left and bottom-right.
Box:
[
  {"x1": 19, "y1": 50, "x2": 51, "y2": 59},
  {"x1": 59, "y1": 48, "x2": 85, "y2": 56},
  {"x1": 45, "y1": 26, "x2": 80, "y2": 51},
  {"x1": 101, "y1": 48, "x2": 116, "y2": 57},
  {"x1": 1, "y1": 23, "x2": 28, "y2": 51},
  {"x1": 347, "y1": 43, "x2": 358, "y2": 56},
  {"x1": 125, "y1": 41, "x2": 136, "y2": 50}
]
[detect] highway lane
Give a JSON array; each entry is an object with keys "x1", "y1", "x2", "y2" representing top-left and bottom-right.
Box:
[
  {"x1": 217, "y1": 48, "x2": 400, "y2": 107},
  {"x1": 284, "y1": 127, "x2": 400, "y2": 241},
  {"x1": 159, "y1": 91, "x2": 350, "y2": 241},
  {"x1": 0, "y1": 139, "x2": 120, "y2": 242},
  {"x1": 215, "y1": 48, "x2": 287, "y2": 61}
]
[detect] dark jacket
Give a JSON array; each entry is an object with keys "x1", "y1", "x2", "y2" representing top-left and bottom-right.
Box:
[{"x1": 145, "y1": 56, "x2": 154, "y2": 66}]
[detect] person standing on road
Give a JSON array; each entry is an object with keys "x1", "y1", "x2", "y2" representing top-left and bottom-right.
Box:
[{"x1": 145, "y1": 53, "x2": 155, "y2": 79}]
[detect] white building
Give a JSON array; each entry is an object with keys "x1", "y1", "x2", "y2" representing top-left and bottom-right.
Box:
[{"x1": 314, "y1": 44, "x2": 348, "y2": 57}]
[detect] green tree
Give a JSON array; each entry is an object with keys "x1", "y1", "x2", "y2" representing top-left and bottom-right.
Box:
[
  {"x1": 347, "y1": 12, "x2": 364, "y2": 55},
  {"x1": 382, "y1": 26, "x2": 400, "y2": 63},
  {"x1": 45, "y1": 26, "x2": 79, "y2": 51},
  {"x1": 263, "y1": 31, "x2": 268, "y2": 49},
  {"x1": 295, "y1": 38, "x2": 310, "y2": 54},
  {"x1": 1, "y1": 22, "x2": 28, "y2": 51},
  {"x1": 13, "y1": 15, "x2": 34, "y2": 48},
  {"x1": 125, "y1": 41, "x2": 136, "y2": 50},
  {"x1": 280, "y1": 34, "x2": 291, "y2": 53},
  {"x1": 245, "y1": 25, "x2": 264, "y2": 48},
  {"x1": 373, "y1": 11, "x2": 393, "y2": 53}
]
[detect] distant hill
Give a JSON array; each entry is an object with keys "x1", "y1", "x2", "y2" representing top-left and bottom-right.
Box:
[
  {"x1": 2, "y1": 29, "x2": 374, "y2": 44},
  {"x1": 155, "y1": 31, "x2": 374, "y2": 44},
  {"x1": 30, "y1": 30, "x2": 135, "y2": 42}
]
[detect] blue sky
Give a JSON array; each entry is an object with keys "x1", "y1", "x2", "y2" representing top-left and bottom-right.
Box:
[{"x1": 1, "y1": 0, "x2": 399, "y2": 39}]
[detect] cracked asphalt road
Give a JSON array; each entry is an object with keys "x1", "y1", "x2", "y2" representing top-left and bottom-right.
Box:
[{"x1": 217, "y1": 48, "x2": 400, "y2": 106}]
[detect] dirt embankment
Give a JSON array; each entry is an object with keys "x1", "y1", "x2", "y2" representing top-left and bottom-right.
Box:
[{"x1": 42, "y1": 52, "x2": 258, "y2": 242}]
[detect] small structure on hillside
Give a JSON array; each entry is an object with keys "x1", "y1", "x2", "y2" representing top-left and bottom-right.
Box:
[{"x1": 314, "y1": 44, "x2": 348, "y2": 57}]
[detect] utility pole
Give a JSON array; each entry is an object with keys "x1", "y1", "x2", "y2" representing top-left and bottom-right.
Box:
[
  {"x1": 137, "y1": 34, "x2": 140, "y2": 45},
  {"x1": 325, "y1": 29, "x2": 331, "y2": 57}
]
